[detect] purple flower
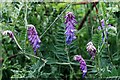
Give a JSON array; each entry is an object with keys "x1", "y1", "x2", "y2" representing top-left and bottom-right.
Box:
[
  {"x1": 74, "y1": 55, "x2": 87, "y2": 78},
  {"x1": 101, "y1": 19, "x2": 105, "y2": 27},
  {"x1": 108, "y1": 24, "x2": 112, "y2": 27},
  {"x1": 98, "y1": 19, "x2": 113, "y2": 41},
  {"x1": 2, "y1": 30, "x2": 14, "y2": 39},
  {"x1": 98, "y1": 26, "x2": 101, "y2": 30},
  {"x1": 27, "y1": 25, "x2": 41, "y2": 54},
  {"x1": 97, "y1": 19, "x2": 105, "y2": 30},
  {"x1": 64, "y1": 12, "x2": 77, "y2": 45},
  {"x1": 86, "y1": 42, "x2": 96, "y2": 60}
]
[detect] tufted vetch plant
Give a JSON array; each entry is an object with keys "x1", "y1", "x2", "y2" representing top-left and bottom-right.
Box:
[{"x1": 1, "y1": 2, "x2": 120, "y2": 79}]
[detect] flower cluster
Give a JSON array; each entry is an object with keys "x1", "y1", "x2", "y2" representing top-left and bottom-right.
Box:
[
  {"x1": 98, "y1": 19, "x2": 113, "y2": 41},
  {"x1": 74, "y1": 55, "x2": 87, "y2": 78},
  {"x1": 64, "y1": 12, "x2": 77, "y2": 45},
  {"x1": 2, "y1": 30, "x2": 14, "y2": 39},
  {"x1": 27, "y1": 25, "x2": 41, "y2": 54},
  {"x1": 86, "y1": 42, "x2": 96, "y2": 60}
]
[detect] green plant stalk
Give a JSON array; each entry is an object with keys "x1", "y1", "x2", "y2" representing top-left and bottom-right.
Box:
[
  {"x1": 24, "y1": 2, "x2": 28, "y2": 53},
  {"x1": 116, "y1": 3, "x2": 120, "y2": 57},
  {"x1": 13, "y1": 35, "x2": 22, "y2": 50},
  {"x1": 47, "y1": 62, "x2": 95, "y2": 67},
  {"x1": 93, "y1": 4, "x2": 103, "y2": 78},
  {"x1": 116, "y1": 24, "x2": 120, "y2": 56},
  {"x1": 40, "y1": 4, "x2": 71, "y2": 38},
  {"x1": 2, "y1": 51, "x2": 46, "y2": 65},
  {"x1": 95, "y1": 2, "x2": 105, "y2": 78},
  {"x1": 115, "y1": 4, "x2": 120, "y2": 73},
  {"x1": 97, "y1": 2, "x2": 108, "y2": 77},
  {"x1": 66, "y1": 46, "x2": 77, "y2": 79}
]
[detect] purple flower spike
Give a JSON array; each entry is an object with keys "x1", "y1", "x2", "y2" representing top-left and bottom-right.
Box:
[
  {"x1": 64, "y1": 12, "x2": 77, "y2": 45},
  {"x1": 27, "y1": 24, "x2": 41, "y2": 54},
  {"x1": 74, "y1": 55, "x2": 87, "y2": 78},
  {"x1": 2, "y1": 30, "x2": 14, "y2": 39},
  {"x1": 86, "y1": 42, "x2": 96, "y2": 60}
]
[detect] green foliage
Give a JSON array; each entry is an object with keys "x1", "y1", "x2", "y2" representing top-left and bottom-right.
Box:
[{"x1": 1, "y1": 2, "x2": 120, "y2": 79}]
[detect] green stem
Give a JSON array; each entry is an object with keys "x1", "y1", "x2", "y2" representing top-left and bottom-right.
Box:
[
  {"x1": 40, "y1": 4, "x2": 71, "y2": 38},
  {"x1": 47, "y1": 62, "x2": 94, "y2": 67},
  {"x1": 2, "y1": 51, "x2": 46, "y2": 65},
  {"x1": 66, "y1": 46, "x2": 77, "y2": 79},
  {"x1": 97, "y1": 2, "x2": 108, "y2": 78},
  {"x1": 24, "y1": 2, "x2": 28, "y2": 53},
  {"x1": 13, "y1": 35, "x2": 22, "y2": 50}
]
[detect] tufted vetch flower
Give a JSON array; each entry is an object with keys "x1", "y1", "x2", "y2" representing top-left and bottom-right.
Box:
[
  {"x1": 98, "y1": 19, "x2": 116, "y2": 42},
  {"x1": 101, "y1": 19, "x2": 105, "y2": 27},
  {"x1": 2, "y1": 30, "x2": 14, "y2": 39},
  {"x1": 27, "y1": 24, "x2": 41, "y2": 54},
  {"x1": 64, "y1": 12, "x2": 77, "y2": 45},
  {"x1": 74, "y1": 55, "x2": 87, "y2": 78},
  {"x1": 1, "y1": 30, "x2": 22, "y2": 50},
  {"x1": 86, "y1": 42, "x2": 96, "y2": 59}
]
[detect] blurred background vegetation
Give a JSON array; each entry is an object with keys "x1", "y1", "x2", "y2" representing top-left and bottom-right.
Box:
[{"x1": 0, "y1": 1, "x2": 120, "y2": 80}]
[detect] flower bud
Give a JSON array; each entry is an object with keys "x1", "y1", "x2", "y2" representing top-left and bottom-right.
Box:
[
  {"x1": 2, "y1": 30, "x2": 14, "y2": 39},
  {"x1": 86, "y1": 42, "x2": 96, "y2": 59}
]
